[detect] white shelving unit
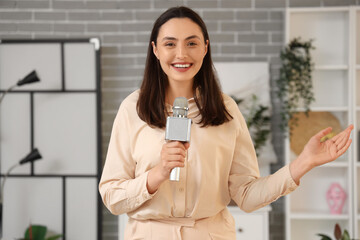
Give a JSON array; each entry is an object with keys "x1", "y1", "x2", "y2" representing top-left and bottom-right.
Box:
[
  {"x1": 285, "y1": 6, "x2": 360, "y2": 240},
  {"x1": 355, "y1": 7, "x2": 360, "y2": 239}
]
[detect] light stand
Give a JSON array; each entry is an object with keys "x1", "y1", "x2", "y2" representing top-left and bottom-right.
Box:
[
  {"x1": 0, "y1": 70, "x2": 40, "y2": 104},
  {"x1": 0, "y1": 148, "x2": 42, "y2": 239},
  {"x1": 0, "y1": 70, "x2": 41, "y2": 238}
]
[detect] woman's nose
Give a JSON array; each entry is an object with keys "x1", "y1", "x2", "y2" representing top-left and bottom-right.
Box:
[{"x1": 176, "y1": 45, "x2": 187, "y2": 59}]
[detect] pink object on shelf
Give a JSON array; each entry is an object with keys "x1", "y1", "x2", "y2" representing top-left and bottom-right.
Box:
[{"x1": 326, "y1": 183, "x2": 347, "y2": 215}]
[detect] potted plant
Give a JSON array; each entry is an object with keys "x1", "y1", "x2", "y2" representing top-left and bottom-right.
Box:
[
  {"x1": 18, "y1": 224, "x2": 62, "y2": 240},
  {"x1": 276, "y1": 37, "x2": 315, "y2": 134},
  {"x1": 316, "y1": 223, "x2": 352, "y2": 240},
  {"x1": 232, "y1": 94, "x2": 271, "y2": 157}
]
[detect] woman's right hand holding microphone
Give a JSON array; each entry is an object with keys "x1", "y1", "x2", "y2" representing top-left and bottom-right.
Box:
[{"x1": 146, "y1": 141, "x2": 190, "y2": 194}]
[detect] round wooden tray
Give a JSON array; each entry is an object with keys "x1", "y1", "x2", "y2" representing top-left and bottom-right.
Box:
[{"x1": 289, "y1": 111, "x2": 342, "y2": 155}]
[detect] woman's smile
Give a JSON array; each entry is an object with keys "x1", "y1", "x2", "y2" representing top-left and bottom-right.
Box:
[{"x1": 171, "y1": 62, "x2": 193, "y2": 72}]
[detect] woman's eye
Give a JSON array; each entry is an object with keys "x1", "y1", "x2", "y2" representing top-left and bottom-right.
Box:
[
  {"x1": 188, "y1": 42, "x2": 197, "y2": 46},
  {"x1": 165, "y1": 42, "x2": 175, "y2": 47}
]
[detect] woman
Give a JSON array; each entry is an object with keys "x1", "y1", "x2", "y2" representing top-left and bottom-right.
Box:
[{"x1": 99, "y1": 6, "x2": 353, "y2": 239}]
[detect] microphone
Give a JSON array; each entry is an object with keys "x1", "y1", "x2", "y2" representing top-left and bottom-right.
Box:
[{"x1": 165, "y1": 97, "x2": 192, "y2": 181}]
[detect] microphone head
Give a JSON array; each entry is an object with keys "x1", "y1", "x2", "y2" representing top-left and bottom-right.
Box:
[{"x1": 173, "y1": 97, "x2": 188, "y2": 117}]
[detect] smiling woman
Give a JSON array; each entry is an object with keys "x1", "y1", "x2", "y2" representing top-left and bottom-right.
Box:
[
  {"x1": 98, "y1": 6, "x2": 353, "y2": 240},
  {"x1": 151, "y1": 18, "x2": 208, "y2": 100},
  {"x1": 136, "y1": 6, "x2": 232, "y2": 130}
]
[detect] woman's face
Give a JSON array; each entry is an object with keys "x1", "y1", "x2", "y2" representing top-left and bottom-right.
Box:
[{"x1": 152, "y1": 17, "x2": 208, "y2": 86}]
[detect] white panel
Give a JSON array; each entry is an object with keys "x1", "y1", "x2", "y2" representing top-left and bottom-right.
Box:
[
  {"x1": 214, "y1": 62, "x2": 269, "y2": 106},
  {"x1": 118, "y1": 214, "x2": 129, "y2": 240},
  {"x1": 312, "y1": 70, "x2": 348, "y2": 107},
  {"x1": 357, "y1": 70, "x2": 360, "y2": 106},
  {"x1": 358, "y1": 167, "x2": 360, "y2": 211},
  {"x1": 290, "y1": 11, "x2": 349, "y2": 66},
  {"x1": 0, "y1": 94, "x2": 31, "y2": 174},
  {"x1": 214, "y1": 62, "x2": 276, "y2": 166},
  {"x1": 3, "y1": 178, "x2": 62, "y2": 239},
  {"x1": 0, "y1": 44, "x2": 62, "y2": 90},
  {"x1": 357, "y1": 10, "x2": 360, "y2": 65},
  {"x1": 64, "y1": 43, "x2": 96, "y2": 90},
  {"x1": 34, "y1": 93, "x2": 97, "y2": 174},
  {"x1": 66, "y1": 178, "x2": 97, "y2": 239}
]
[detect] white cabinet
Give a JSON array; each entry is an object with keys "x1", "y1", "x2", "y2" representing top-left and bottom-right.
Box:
[
  {"x1": 118, "y1": 206, "x2": 270, "y2": 240},
  {"x1": 285, "y1": 6, "x2": 360, "y2": 240},
  {"x1": 228, "y1": 206, "x2": 270, "y2": 240}
]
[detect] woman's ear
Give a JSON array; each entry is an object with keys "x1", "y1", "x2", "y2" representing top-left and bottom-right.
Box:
[
  {"x1": 204, "y1": 40, "x2": 209, "y2": 56},
  {"x1": 152, "y1": 41, "x2": 159, "y2": 59}
]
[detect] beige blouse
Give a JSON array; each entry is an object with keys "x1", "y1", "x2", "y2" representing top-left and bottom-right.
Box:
[{"x1": 99, "y1": 90, "x2": 298, "y2": 223}]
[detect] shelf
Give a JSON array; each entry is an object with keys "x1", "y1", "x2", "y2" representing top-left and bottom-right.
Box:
[
  {"x1": 289, "y1": 156, "x2": 349, "y2": 167},
  {"x1": 295, "y1": 106, "x2": 349, "y2": 112},
  {"x1": 290, "y1": 213, "x2": 349, "y2": 220},
  {"x1": 320, "y1": 161, "x2": 349, "y2": 168},
  {"x1": 290, "y1": 220, "x2": 350, "y2": 240},
  {"x1": 314, "y1": 65, "x2": 348, "y2": 70}
]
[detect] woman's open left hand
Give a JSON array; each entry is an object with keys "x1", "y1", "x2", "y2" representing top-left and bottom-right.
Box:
[
  {"x1": 301, "y1": 124, "x2": 353, "y2": 168},
  {"x1": 290, "y1": 124, "x2": 353, "y2": 184}
]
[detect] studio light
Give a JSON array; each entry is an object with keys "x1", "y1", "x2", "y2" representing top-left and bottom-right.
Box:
[
  {"x1": 0, "y1": 70, "x2": 40, "y2": 104},
  {"x1": 0, "y1": 148, "x2": 42, "y2": 238}
]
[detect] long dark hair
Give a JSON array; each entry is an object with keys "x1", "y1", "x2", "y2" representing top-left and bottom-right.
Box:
[{"x1": 137, "y1": 6, "x2": 232, "y2": 128}]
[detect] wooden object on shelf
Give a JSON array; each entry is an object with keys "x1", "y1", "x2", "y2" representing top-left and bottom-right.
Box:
[{"x1": 289, "y1": 111, "x2": 342, "y2": 155}]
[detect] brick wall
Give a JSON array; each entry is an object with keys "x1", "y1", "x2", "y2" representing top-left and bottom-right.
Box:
[{"x1": 1, "y1": 0, "x2": 359, "y2": 239}]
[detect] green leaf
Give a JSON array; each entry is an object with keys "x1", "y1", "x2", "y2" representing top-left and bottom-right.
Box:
[
  {"x1": 24, "y1": 225, "x2": 47, "y2": 240},
  {"x1": 341, "y1": 230, "x2": 350, "y2": 240},
  {"x1": 230, "y1": 95, "x2": 243, "y2": 105},
  {"x1": 46, "y1": 234, "x2": 63, "y2": 240},
  {"x1": 316, "y1": 234, "x2": 332, "y2": 240}
]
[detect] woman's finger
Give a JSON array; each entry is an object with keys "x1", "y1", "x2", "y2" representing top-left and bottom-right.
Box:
[
  {"x1": 164, "y1": 154, "x2": 185, "y2": 162},
  {"x1": 330, "y1": 125, "x2": 353, "y2": 146},
  {"x1": 336, "y1": 139, "x2": 352, "y2": 157},
  {"x1": 165, "y1": 147, "x2": 186, "y2": 157},
  {"x1": 315, "y1": 127, "x2": 332, "y2": 141},
  {"x1": 334, "y1": 131, "x2": 350, "y2": 150},
  {"x1": 166, "y1": 161, "x2": 185, "y2": 169},
  {"x1": 166, "y1": 141, "x2": 187, "y2": 150}
]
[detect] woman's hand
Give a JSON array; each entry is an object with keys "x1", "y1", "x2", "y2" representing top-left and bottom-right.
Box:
[
  {"x1": 147, "y1": 141, "x2": 190, "y2": 194},
  {"x1": 290, "y1": 124, "x2": 353, "y2": 184}
]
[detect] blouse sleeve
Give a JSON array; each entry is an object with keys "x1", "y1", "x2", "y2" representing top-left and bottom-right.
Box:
[
  {"x1": 98, "y1": 103, "x2": 156, "y2": 215},
  {"x1": 228, "y1": 102, "x2": 298, "y2": 213}
]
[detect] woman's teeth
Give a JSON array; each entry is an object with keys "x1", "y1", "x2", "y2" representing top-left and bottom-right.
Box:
[{"x1": 173, "y1": 64, "x2": 191, "y2": 68}]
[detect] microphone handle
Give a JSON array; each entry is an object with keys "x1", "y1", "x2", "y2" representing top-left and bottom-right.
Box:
[
  {"x1": 169, "y1": 167, "x2": 180, "y2": 181},
  {"x1": 169, "y1": 142, "x2": 187, "y2": 181}
]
